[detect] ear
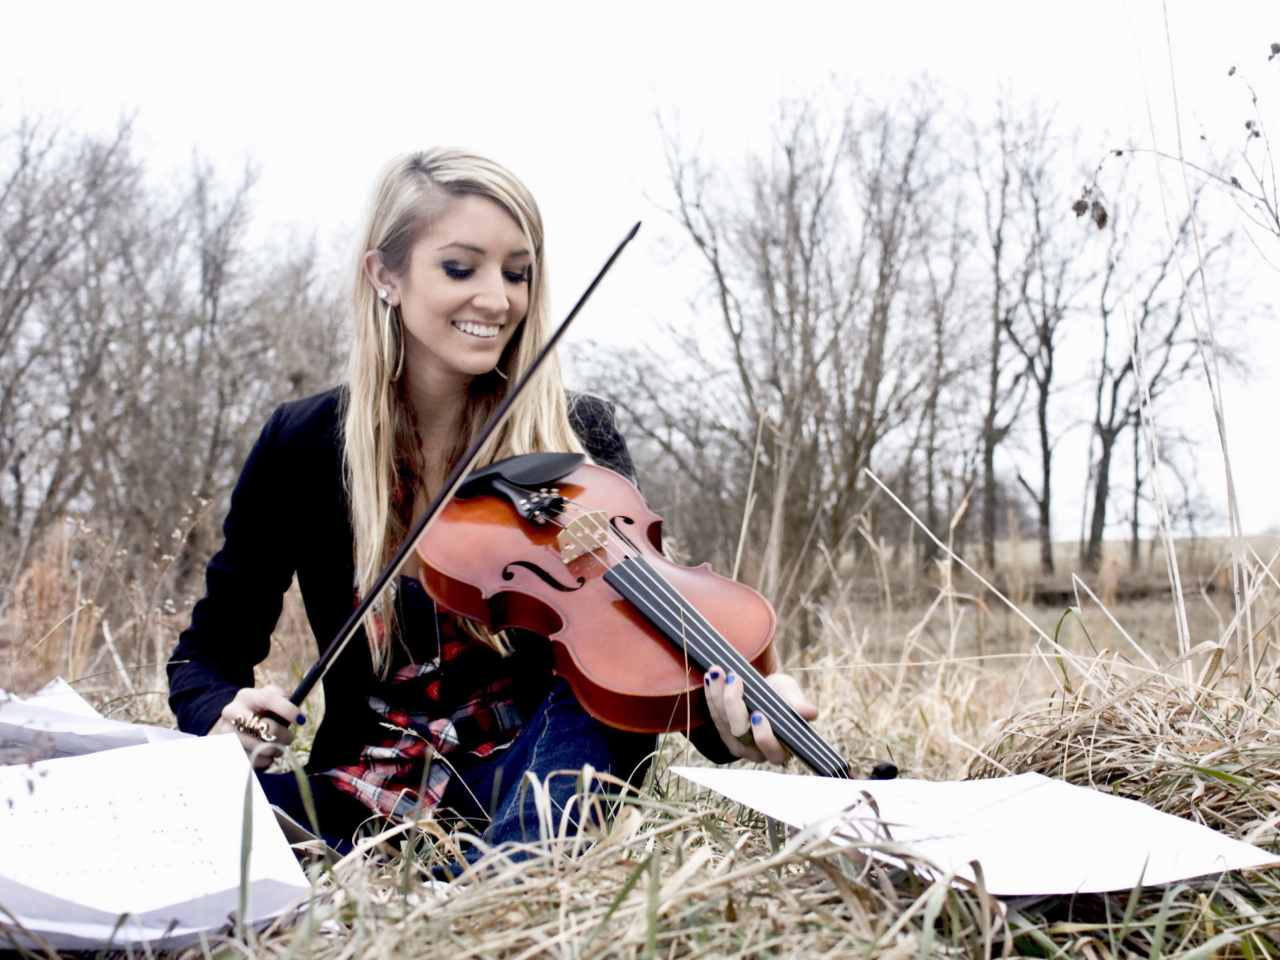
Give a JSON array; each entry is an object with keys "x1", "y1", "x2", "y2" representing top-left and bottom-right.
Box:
[{"x1": 363, "y1": 250, "x2": 400, "y2": 304}]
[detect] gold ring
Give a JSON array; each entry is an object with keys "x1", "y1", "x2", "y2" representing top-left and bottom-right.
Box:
[
  {"x1": 735, "y1": 728, "x2": 756, "y2": 748},
  {"x1": 233, "y1": 713, "x2": 277, "y2": 742}
]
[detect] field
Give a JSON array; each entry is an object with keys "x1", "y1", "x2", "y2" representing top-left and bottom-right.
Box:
[{"x1": 4, "y1": 525, "x2": 1280, "y2": 959}]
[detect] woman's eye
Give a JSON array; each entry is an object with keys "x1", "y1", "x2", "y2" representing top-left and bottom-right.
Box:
[
  {"x1": 441, "y1": 260, "x2": 474, "y2": 280},
  {"x1": 504, "y1": 267, "x2": 531, "y2": 284}
]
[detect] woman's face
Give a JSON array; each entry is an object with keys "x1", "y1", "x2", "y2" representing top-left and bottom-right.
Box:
[{"x1": 381, "y1": 194, "x2": 531, "y2": 391}]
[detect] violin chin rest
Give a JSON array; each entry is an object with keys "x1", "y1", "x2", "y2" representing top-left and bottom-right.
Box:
[{"x1": 457, "y1": 452, "x2": 586, "y2": 498}]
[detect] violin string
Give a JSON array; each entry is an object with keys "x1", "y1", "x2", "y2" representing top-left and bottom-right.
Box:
[
  {"x1": 545, "y1": 506, "x2": 752, "y2": 674},
  {"x1": 541, "y1": 502, "x2": 832, "y2": 760},
  {"x1": 542, "y1": 502, "x2": 841, "y2": 767},
  {"x1": 544, "y1": 501, "x2": 846, "y2": 773},
  {"x1": 612, "y1": 560, "x2": 846, "y2": 773}
]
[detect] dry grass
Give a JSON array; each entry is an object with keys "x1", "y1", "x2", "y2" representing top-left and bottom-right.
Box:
[
  {"x1": 967, "y1": 645, "x2": 1280, "y2": 847},
  {"x1": 231, "y1": 796, "x2": 1013, "y2": 960},
  {"x1": 4, "y1": 521, "x2": 1280, "y2": 958}
]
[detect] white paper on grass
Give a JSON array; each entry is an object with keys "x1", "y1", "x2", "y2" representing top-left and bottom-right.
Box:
[
  {"x1": 15, "y1": 677, "x2": 102, "y2": 718},
  {"x1": 673, "y1": 766, "x2": 1280, "y2": 896},
  {"x1": 0, "y1": 676, "x2": 190, "y2": 760},
  {"x1": 0, "y1": 734, "x2": 311, "y2": 949}
]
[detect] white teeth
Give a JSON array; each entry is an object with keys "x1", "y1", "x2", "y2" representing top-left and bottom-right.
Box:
[{"x1": 453, "y1": 320, "x2": 500, "y2": 339}]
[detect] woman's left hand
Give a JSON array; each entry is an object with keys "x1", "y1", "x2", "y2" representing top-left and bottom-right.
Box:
[{"x1": 702, "y1": 665, "x2": 818, "y2": 765}]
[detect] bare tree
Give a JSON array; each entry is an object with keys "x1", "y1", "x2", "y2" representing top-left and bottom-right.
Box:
[
  {"x1": 1001, "y1": 120, "x2": 1096, "y2": 575},
  {"x1": 594, "y1": 95, "x2": 950, "y2": 646},
  {"x1": 971, "y1": 104, "x2": 1036, "y2": 570},
  {"x1": 0, "y1": 118, "x2": 139, "y2": 584},
  {"x1": 916, "y1": 197, "x2": 970, "y2": 565},
  {"x1": 1081, "y1": 192, "x2": 1231, "y2": 572},
  {"x1": 581, "y1": 88, "x2": 1258, "y2": 617},
  {"x1": 0, "y1": 114, "x2": 343, "y2": 617}
]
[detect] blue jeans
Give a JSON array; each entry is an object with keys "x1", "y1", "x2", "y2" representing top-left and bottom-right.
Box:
[
  {"x1": 439, "y1": 680, "x2": 655, "y2": 850},
  {"x1": 259, "y1": 681, "x2": 655, "y2": 859}
]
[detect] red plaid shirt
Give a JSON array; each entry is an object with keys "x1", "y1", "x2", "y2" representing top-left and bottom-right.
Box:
[{"x1": 322, "y1": 578, "x2": 551, "y2": 819}]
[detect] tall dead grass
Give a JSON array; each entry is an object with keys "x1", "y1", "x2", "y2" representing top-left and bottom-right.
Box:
[
  {"x1": 6, "y1": 519, "x2": 1280, "y2": 958},
  {"x1": 0, "y1": 515, "x2": 322, "y2": 731}
]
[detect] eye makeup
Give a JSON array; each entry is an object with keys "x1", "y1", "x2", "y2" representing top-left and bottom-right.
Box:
[
  {"x1": 441, "y1": 259, "x2": 473, "y2": 280},
  {"x1": 440, "y1": 259, "x2": 530, "y2": 284}
]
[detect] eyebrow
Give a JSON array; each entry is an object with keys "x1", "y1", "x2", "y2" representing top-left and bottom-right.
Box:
[{"x1": 438, "y1": 242, "x2": 531, "y2": 258}]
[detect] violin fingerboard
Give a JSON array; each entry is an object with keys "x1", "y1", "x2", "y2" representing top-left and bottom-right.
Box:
[{"x1": 604, "y1": 557, "x2": 850, "y2": 778}]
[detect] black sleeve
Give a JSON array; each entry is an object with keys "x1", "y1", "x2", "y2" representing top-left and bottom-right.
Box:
[
  {"x1": 567, "y1": 393, "x2": 639, "y2": 487},
  {"x1": 167, "y1": 406, "x2": 298, "y2": 735},
  {"x1": 687, "y1": 723, "x2": 737, "y2": 764}
]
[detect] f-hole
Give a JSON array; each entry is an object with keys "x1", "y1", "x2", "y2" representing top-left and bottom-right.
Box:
[
  {"x1": 608, "y1": 516, "x2": 640, "y2": 554},
  {"x1": 502, "y1": 560, "x2": 586, "y2": 592}
]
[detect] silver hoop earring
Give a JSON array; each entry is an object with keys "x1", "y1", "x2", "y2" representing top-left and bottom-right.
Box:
[
  {"x1": 492, "y1": 365, "x2": 508, "y2": 381},
  {"x1": 382, "y1": 300, "x2": 404, "y2": 382}
]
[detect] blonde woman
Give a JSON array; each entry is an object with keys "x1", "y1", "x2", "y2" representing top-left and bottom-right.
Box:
[{"x1": 168, "y1": 149, "x2": 816, "y2": 855}]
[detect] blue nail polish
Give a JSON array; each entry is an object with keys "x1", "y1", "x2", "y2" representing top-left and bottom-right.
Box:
[
  {"x1": 725, "y1": 673, "x2": 736, "y2": 685},
  {"x1": 708, "y1": 670, "x2": 720, "y2": 680},
  {"x1": 296, "y1": 714, "x2": 306, "y2": 725},
  {"x1": 703, "y1": 675, "x2": 710, "y2": 686},
  {"x1": 751, "y1": 713, "x2": 763, "y2": 725}
]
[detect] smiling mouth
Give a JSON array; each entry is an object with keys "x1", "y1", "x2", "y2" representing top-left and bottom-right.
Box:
[{"x1": 453, "y1": 320, "x2": 502, "y2": 339}]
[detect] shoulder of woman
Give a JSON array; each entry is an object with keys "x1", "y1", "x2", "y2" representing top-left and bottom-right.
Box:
[
  {"x1": 565, "y1": 391, "x2": 639, "y2": 486},
  {"x1": 259, "y1": 385, "x2": 346, "y2": 453},
  {"x1": 566, "y1": 391, "x2": 618, "y2": 430}
]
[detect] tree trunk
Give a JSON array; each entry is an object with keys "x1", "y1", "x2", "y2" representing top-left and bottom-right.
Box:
[
  {"x1": 1130, "y1": 422, "x2": 1142, "y2": 570},
  {"x1": 1035, "y1": 372, "x2": 1054, "y2": 574},
  {"x1": 982, "y1": 312, "x2": 1000, "y2": 569},
  {"x1": 1085, "y1": 428, "x2": 1119, "y2": 572}
]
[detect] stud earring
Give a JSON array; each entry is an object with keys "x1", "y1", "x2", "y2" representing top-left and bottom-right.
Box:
[{"x1": 378, "y1": 289, "x2": 388, "y2": 301}]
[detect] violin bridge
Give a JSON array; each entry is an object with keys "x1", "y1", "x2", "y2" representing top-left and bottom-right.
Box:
[{"x1": 558, "y1": 511, "x2": 611, "y2": 563}]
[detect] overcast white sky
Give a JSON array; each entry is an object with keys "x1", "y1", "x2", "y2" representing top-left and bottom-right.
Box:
[{"x1": 2, "y1": 0, "x2": 1278, "y2": 537}]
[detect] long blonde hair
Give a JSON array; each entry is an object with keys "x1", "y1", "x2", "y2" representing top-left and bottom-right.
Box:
[{"x1": 345, "y1": 148, "x2": 584, "y2": 668}]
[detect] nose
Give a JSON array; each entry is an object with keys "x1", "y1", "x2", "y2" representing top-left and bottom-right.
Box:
[{"x1": 471, "y1": 267, "x2": 510, "y2": 317}]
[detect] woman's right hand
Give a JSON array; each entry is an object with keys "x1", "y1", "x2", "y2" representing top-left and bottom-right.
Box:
[{"x1": 208, "y1": 684, "x2": 301, "y2": 770}]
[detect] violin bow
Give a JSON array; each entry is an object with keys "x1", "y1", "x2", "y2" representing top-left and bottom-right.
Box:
[{"x1": 285, "y1": 221, "x2": 642, "y2": 710}]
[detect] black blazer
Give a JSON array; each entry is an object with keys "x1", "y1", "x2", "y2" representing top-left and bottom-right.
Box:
[{"x1": 167, "y1": 386, "x2": 642, "y2": 773}]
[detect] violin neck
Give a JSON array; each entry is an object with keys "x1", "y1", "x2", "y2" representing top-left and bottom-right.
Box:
[{"x1": 603, "y1": 556, "x2": 851, "y2": 779}]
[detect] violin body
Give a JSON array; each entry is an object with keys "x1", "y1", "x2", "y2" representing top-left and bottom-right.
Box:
[{"x1": 415, "y1": 462, "x2": 777, "y2": 734}]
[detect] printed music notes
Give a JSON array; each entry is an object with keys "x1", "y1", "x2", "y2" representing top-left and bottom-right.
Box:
[{"x1": 0, "y1": 712, "x2": 309, "y2": 949}]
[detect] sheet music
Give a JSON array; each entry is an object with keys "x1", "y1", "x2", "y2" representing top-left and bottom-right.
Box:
[
  {"x1": 2, "y1": 780, "x2": 221, "y2": 914},
  {"x1": 0, "y1": 677, "x2": 190, "y2": 761},
  {"x1": 0, "y1": 735, "x2": 310, "y2": 946},
  {"x1": 14, "y1": 677, "x2": 103, "y2": 718},
  {"x1": 673, "y1": 766, "x2": 1280, "y2": 895}
]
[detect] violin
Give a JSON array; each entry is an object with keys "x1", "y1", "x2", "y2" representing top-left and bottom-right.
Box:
[{"x1": 414, "y1": 451, "x2": 884, "y2": 780}]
